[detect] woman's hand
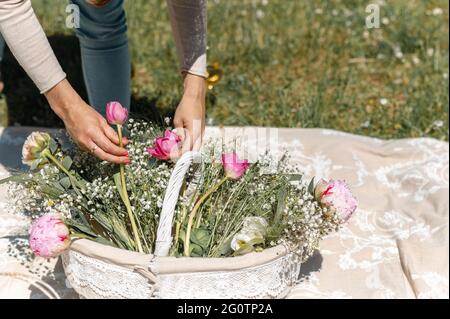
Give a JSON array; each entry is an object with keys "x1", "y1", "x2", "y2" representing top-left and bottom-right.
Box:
[
  {"x1": 45, "y1": 80, "x2": 129, "y2": 164},
  {"x1": 173, "y1": 73, "x2": 206, "y2": 154}
]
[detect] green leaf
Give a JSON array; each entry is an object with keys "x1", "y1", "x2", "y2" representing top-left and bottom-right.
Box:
[
  {"x1": 89, "y1": 236, "x2": 116, "y2": 247},
  {"x1": 52, "y1": 181, "x2": 65, "y2": 192},
  {"x1": 178, "y1": 229, "x2": 186, "y2": 243},
  {"x1": 91, "y1": 211, "x2": 113, "y2": 232},
  {"x1": 215, "y1": 234, "x2": 234, "y2": 257},
  {"x1": 30, "y1": 158, "x2": 41, "y2": 170},
  {"x1": 288, "y1": 174, "x2": 303, "y2": 182},
  {"x1": 0, "y1": 173, "x2": 33, "y2": 185},
  {"x1": 113, "y1": 172, "x2": 126, "y2": 203},
  {"x1": 62, "y1": 156, "x2": 73, "y2": 170},
  {"x1": 189, "y1": 242, "x2": 204, "y2": 256},
  {"x1": 308, "y1": 177, "x2": 316, "y2": 196},
  {"x1": 60, "y1": 177, "x2": 71, "y2": 189},
  {"x1": 48, "y1": 138, "x2": 58, "y2": 154},
  {"x1": 38, "y1": 184, "x2": 64, "y2": 197},
  {"x1": 273, "y1": 184, "x2": 287, "y2": 226},
  {"x1": 66, "y1": 219, "x2": 97, "y2": 237},
  {"x1": 190, "y1": 228, "x2": 211, "y2": 249}
]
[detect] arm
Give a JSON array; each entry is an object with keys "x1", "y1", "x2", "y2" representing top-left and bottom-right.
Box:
[
  {"x1": 0, "y1": 0, "x2": 65, "y2": 93},
  {"x1": 167, "y1": 0, "x2": 207, "y2": 153},
  {"x1": 0, "y1": 0, "x2": 128, "y2": 163}
]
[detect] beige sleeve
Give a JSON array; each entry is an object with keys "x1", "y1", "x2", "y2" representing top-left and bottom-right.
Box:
[
  {"x1": 0, "y1": 0, "x2": 66, "y2": 93},
  {"x1": 167, "y1": 0, "x2": 207, "y2": 78}
]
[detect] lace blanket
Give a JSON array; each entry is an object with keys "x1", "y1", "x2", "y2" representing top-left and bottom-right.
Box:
[{"x1": 0, "y1": 126, "x2": 448, "y2": 299}]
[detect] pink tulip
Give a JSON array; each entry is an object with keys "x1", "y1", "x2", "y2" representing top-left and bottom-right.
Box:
[
  {"x1": 221, "y1": 152, "x2": 250, "y2": 179},
  {"x1": 29, "y1": 213, "x2": 71, "y2": 257},
  {"x1": 314, "y1": 179, "x2": 357, "y2": 223},
  {"x1": 147, "y1": 129, "x2": 181, "y2": 161},
  {"x1": 106, "y1": 101, "x2": 128, "y2": 125}
]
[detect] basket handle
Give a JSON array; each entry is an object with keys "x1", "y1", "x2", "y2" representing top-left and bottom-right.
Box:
[{"x1": 154, "y1": 151, "x2": 199, "y2": 256}]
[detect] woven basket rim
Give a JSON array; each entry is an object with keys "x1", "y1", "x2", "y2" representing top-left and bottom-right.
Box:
[{"x1": 69, "y1": 238, "x2": 291, "y2": 274}]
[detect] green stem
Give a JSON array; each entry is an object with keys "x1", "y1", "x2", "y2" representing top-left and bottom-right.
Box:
[
  {"x1": 42, "y1": 149, "x2": 81, "y2": 189},
  {"x1": 184, "y1": 176, "x2": 228, "y2": 256},
  {"x1": 117, "y1": 124, "x2": 143, "y2": 253},
  {"x1": 171, "y1": 181, "x2": 187, "y2": 255}
]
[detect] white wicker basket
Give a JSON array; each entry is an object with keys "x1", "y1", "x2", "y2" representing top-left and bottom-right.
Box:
[{"x1": 62, "y1": 151, "x2": 303, "y2": 299}]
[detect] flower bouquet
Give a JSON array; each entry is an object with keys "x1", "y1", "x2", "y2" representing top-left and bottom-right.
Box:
[{"x1": 2, "y1": 102, "x2": 357, "y2": 299}]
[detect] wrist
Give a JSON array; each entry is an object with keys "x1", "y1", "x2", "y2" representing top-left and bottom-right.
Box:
[
  {"x1": 45, "y1": 79, "x2": 81, "y2": 121},
  {"x1": 183, "y1": 73, "x2": 206, "y2": 100}
]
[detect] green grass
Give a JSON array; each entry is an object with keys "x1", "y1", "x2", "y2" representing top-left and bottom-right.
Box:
[{"x1": 0, "y1": 0, "x2": 448, "y2": 140}]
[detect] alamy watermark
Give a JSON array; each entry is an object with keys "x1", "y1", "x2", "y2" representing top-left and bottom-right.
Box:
[
  {"x1": 65, "y1": 4, "x2": 80, "y2": 29},
  {"x1": 365, "y1": 3, "x2": 381, "y2": 29}
]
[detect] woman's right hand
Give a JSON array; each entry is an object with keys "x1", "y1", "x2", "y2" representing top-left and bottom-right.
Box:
[{"x1": 45, "y1": 80, "x2": 129, "y2": 164}]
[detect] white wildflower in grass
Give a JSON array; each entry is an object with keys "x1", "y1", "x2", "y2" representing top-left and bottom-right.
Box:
[
  {"x1": 431, "y1": 8, "x2": 443, "y2": 16},
  {"x1": 379, "y1": 98, "x2": 389, "y2": 106},
  {"x1": 256, "y1": 9, "x2": 265, "y2": 19},
  {"x1": 433, "y1": 120, "x2": 444, "y2": 128}
]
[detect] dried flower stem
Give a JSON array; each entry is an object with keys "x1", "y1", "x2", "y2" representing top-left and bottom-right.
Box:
[
  {"x1": 41, "y1": 149, "x2": 82, "y2": 189},
  {"x1": 117, "y1": 124, "x2": 143, "y2": 253},
  {"x1": 184, "y1": 176, "x2": 228, "y2": 256}
]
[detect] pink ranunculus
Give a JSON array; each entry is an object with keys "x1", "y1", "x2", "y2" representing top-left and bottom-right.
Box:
[
  {"x1": 221, "y1": 152, "x2": 250, "y2": 179},
  {"x1": 314, "y1": 179, "x2": 357, "y2": 223},
  {"x1": 106, "y1": 101, "x2": 129, "y2": 125},
  {"x1": 147, "y1": 129, "x2": 181, "y2": 161},
  {"x1": 29, "y1": 213, "x2": 71, "y2": 257}
]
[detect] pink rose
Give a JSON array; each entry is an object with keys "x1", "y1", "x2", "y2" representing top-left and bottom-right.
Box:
[
  {"x1": 29, "y1": 213, "x2": 71, "y2": 257},
  {"x1": 221, "y1": 152, "x2": 250, "y2": 179},
  {"x1": 106, "y1": 101, "x2": 128, "y2": 126},
  {"x1": 314, "y1": 179, "x2": 357, "y2": 223},
  {"x1": 147, "y1": 129, "x2": 181, "y2": 161}
]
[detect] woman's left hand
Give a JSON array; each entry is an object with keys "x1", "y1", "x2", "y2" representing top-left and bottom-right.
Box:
[{"x1": 173, "y1": 73, "x2": 206, "y2": 154}]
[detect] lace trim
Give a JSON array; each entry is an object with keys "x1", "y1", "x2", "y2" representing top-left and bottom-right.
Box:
[
  {"x1": 62, "y1": 248, "x2": 302, "y2": 299},
  {"x1": 61, "y1": 251, "x2": 154, "y2": 299},
  {"x1": 157, "y1": 252, "x2": 302, "y2": 299}
]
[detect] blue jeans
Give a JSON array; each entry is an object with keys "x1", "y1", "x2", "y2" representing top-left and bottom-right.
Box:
[{"x1": 71, "y1": 0, "x2": 130, "y2": 116}]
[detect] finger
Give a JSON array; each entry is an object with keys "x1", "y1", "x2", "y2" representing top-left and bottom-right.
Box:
[
  {"x1": 93, "y1": 146, "x2": 130, "y2": 164},
  {"x1": 93, "y1": 133, "x2": 129, "y2": 157},
  {"x1": 181, "y1": 125, "x2": 194, "y2": 154},
  {"x1": 103, "y1": 124, "x2": 121, "y2": 145},
  {"x1": 172, "y1": 126, "x2": 185, "y2": 159},
  {"x1": 191, "y1": 119, "x2": 204, "y2": 152},
  {"x1": 102, "y1": 122, "x2": 129, "y2": 146},
  {"x1": 174, "y1": 125, "x2": 185, "y2": 142},
  {"x1": 192, "y1": 132, "x2": 203, "y2": 152}
]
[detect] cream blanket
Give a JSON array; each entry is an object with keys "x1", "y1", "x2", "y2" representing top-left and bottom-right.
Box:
[{"x1": 0, "y1": 126, "x2": 448, "y2": 299}]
